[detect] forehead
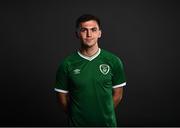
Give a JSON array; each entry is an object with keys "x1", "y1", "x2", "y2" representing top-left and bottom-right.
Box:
[{"x1": 80, "y1": 20, "x2": 99, "y2": 28}]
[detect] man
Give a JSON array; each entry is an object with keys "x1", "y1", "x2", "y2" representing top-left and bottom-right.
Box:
[{"x1": 54, "y1": 14, "x2": 126, "y2": 127}]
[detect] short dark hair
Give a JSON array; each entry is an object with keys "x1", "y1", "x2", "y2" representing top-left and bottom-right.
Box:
[{"x1": 75, "y1": 14, "x2": 101, "y2": 29}]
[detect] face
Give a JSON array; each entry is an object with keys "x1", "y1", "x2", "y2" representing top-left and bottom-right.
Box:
[{"x1": 77, "y1": 20, "x2": 101, "y2": 48}]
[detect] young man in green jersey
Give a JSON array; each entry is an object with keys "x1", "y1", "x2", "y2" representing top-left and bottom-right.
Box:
[{"x1": 54, "y1": 14, "x2": 126, "y2": 127}]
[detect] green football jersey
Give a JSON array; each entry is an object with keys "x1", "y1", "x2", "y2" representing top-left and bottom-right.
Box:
[{"x1": 55, "y1": 48, "x2": 126, "y2": 127}]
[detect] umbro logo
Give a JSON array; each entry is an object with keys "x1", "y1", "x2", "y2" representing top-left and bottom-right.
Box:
[{"x1": 73, "y1": 69, "x2": 80, "y2": 75}]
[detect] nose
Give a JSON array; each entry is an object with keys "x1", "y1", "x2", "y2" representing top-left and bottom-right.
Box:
[{"x1": 86, "y1": 30, "x2": 92, "y2": 37}]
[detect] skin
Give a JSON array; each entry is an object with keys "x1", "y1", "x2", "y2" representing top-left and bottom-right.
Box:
[
  {"x1": 77, "y1": 20, "x2": 102, "y2": 57},
  {"x1": 57, "y1": 93, "x2": 69, "y2": 113},
  {"x1": 113, "y1": 87, "x2": 123, "y2": 108},
  {"x1": 57, "y1": 20, "x2": 123, "y2": 113}
]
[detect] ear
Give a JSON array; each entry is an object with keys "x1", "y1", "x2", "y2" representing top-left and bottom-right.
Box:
[{"x1": 98, "y1": 30, "x2": 102, "y2": 38}]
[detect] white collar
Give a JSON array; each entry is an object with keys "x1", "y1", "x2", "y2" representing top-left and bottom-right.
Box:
[{"x1": 77, "y1": 48, "x2": 101, "y2": 61}]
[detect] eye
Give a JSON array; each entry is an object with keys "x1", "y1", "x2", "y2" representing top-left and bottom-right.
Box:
[
  {"x1": 91, "y1": 28, "x2": 97, "y2": 32},
  {"x1": 79, "y1": 28, "x2": 86, "y2": 32}
]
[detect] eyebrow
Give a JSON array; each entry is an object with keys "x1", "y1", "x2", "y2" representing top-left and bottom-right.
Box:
[
  {"x1": 81, "y1": 26, "x2": 97, "y2": 28},
  {"x1": 79, "y1": 27, "x2": 98, "y2": 30}
]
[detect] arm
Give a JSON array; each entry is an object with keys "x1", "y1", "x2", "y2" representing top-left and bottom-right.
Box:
[
  {"x1": 56, "y1": 92, "x2": 69, "y2": 114},
  {"x1": 113, "y1": 87, "x2": 123, "y2": 108}
]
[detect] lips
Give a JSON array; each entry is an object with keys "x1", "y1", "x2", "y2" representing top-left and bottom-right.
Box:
[{"x1": 85, "y1": 39, "x2": 93, "y2": 42}]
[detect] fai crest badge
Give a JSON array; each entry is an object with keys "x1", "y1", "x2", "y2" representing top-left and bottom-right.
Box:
[{"x1": 99, "y1": 64, "x2": 110, "y2": 75}]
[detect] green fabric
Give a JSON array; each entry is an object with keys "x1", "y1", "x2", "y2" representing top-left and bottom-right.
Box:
[{"x1": 55, "y1": 49, "x2": 126, "y2": 126}]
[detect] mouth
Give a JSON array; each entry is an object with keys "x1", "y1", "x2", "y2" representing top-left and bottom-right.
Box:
[{"x1": 85, "y1": 38, "x2": 93, "y2": 42}]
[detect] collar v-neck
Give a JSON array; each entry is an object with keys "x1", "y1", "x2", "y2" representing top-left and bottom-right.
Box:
[{"x1": 77, "y1": 48, "x2": 101, "y2": 61}]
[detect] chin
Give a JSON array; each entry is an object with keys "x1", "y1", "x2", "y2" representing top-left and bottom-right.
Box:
[
  {"x1": 82, "y1": 43, "x2": 94, "y2": 48},
  {"x1": 81, "y1": 40, "x2": 97, "y2": 47}
]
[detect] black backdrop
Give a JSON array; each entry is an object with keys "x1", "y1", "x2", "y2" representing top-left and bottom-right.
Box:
[{"x1": 1, "y1": 0, "x2": 180, "y2": 127}]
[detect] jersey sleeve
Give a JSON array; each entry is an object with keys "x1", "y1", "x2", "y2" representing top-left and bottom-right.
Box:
[
  {"x1": 112, "y1": 57, "x2": 126, "y2": 88},
  {"x1": 54, "y1": 61, "x2": 69, "y2": 93}
]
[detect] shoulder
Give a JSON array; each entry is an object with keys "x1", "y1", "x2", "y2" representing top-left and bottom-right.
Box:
[
  {"x1": 100, "y1": 49, "x2": 123, "y2": 63},
  {"x1": 58, "y1": 52, "x2": 79, "y2": 68}
]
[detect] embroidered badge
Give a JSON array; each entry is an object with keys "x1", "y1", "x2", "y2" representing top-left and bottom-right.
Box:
[{"x1": 99, "y1": 64, "x2": 110, "y2": 75}]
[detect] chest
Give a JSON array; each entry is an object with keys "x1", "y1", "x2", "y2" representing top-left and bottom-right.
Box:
[{"x1": 67, "y1": 60, "x2": 113, "y2": 89}]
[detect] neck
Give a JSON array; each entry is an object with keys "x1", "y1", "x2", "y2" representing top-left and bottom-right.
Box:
[{"x1": 80, "y1": 44, "x2": 99, "y2": 57}]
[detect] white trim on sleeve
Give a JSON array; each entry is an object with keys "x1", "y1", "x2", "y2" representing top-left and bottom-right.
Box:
[
  {"x1": 113, "y1": 82, "x2": 126, "y2": 88},
  {"x1": 54, "y1": 88, "x2": 69, "y2": 93}
]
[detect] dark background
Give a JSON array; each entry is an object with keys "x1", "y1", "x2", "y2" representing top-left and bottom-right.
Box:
[{"x1": 1, "y1": 0, "x2": 180, "y2": 126}]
